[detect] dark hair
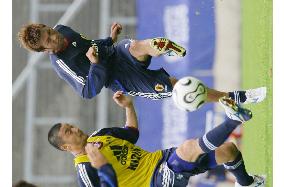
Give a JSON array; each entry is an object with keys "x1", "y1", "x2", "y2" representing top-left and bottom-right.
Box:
[
  {"x1": 48, "y1": 123, "x2": 64, "y2": 151},
  {"x1": 13, "y1": 180, "x2": 37, "y2": 187},
  {"x1": 17, "y1": 23, "x2": 46, "y2": 52}
]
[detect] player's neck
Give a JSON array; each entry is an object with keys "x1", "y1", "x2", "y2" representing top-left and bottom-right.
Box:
[
  {"x1": 73, "y1": 149, "x2": 86, "y2": 157},
  {"x1": 72, "y1": 143, "x2": 87, "y2": 157},
  {"x1": 62, "y1": 38, "x2": 69, "y2": 50},
  {"x1": 57, "y1": 38, "x2": 69, "y2": 53}
]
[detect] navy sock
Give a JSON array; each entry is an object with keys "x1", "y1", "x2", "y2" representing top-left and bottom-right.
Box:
[
  {"x1": 198, "y1": 118, "x2": 241, "y2": 153},
  {"x1": 229, "y1": 91, "x2": 247, "y2": 104},
  {"x1": 223, "y1": 153, "x2": 254, "y2": 186}
]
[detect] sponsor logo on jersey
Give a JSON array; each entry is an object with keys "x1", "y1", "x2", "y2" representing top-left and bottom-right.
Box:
[
  {"x1": 124, "y1": 43, "x2": 129, "y2": 48},
  {"x1": 176, "y1": 174, "x2": 183, "y2": 180},
  {"x1": 72, "y1": 42, "x2": 77, "y2": 47},
  {"x1": 110, "y1": 145, "x2": 128, "y2": 165},
  {"x1": 155, "y1": 84, "x2": 165, "y2": 92},
  {"x1": 127, "y1": 147, "x2": 142, "y2": 171},
  {"x1": 109, "y1": 145, "x2": 142, "y2": 171}
]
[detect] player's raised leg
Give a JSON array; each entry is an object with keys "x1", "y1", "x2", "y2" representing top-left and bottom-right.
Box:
[
  {"x1": 199, "y1": 98, "x2": 263, "y2": 186},
  {"x1": 198, "y1": 97, "x2": 252, "y2": 154},
  {"x1": 216, "y1": 143, "x2": 265, "y2": 187},
  {"x1": 172, "y1": 97, "x2": 251, "y2": 163},
  {"x1": 228, "y1": 87, "x2": 267, "y2": 104},
  {"x1": 128, "y1": 38, "x2": 186, "y2": 62},
  {"x1": 170, "y1": 77, "x2": 267, "y2": 104},
  {"x1": 168, "y1": 98, "x2": 264, "y2": 186},
  {"x1": 206, "y1": 88, "x2": 229, "y2": 102},
  {"x1": 208, "y1": 87, "x2": 267, "y2": 105},
  {"x1": 149, "y1": 37, "x2": 186, "y2": 57}
]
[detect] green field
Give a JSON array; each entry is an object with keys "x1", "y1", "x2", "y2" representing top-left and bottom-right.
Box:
[{"x1": 242, "y1": 0, "x2": 272, "y2": 186}]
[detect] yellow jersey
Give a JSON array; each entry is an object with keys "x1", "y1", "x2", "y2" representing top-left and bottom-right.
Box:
[{"x1": 86, "y1": 127, "x2": 163, "y2": 187}]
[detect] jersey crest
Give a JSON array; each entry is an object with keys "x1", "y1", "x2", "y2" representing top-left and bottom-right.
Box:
[{"x1": 154, "y1": 83, "x2": 165, "y2": 92}]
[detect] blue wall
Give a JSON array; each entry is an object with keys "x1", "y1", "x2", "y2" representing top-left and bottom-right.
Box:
[{"x1": 136, "y1": 0, "x2": 216, "y2": 152}]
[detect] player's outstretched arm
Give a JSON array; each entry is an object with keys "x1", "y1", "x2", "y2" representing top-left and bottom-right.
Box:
[{"x1": 113, "y1": 91, "x2": 138, "y2": 129}]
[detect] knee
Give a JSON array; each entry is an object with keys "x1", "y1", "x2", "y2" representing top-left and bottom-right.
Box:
[
  {"x1": 222, "y1": 142, "x2": 240, "y2": 161},
  {"x1": 177, "y1": 139, "x2": 203, "y2": 162},
  {"x1": 129, "y1": 40, "x2": 139, "y2": 52},
  {"x1": 182, "y1": 140, "x2": 196, "y2": 149}
]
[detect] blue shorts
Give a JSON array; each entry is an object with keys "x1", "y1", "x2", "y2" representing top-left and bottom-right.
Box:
[
  {"x1": 107, "y1": 39, "x2": 173, "y2": 100},
  {"x1": 151, "y1": 148, "x2": 217, "y2": 187}
]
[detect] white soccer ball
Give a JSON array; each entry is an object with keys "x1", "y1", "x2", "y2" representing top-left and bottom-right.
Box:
[{"x1": 172, "y1": 76, "x2": 207, "y2": 112}]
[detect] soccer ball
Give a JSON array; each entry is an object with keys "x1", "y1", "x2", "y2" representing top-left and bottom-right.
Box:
[{"x1": 172, "y1": 76, "x2": 207, "y2": 112}]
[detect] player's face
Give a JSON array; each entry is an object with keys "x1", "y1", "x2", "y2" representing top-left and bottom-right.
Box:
[
  {"x1": 40, "y1": 26, "x2": 65, "y2": 53},
  {"x1": 58, "y1": 123, "x2": 88, "y2": 150}
]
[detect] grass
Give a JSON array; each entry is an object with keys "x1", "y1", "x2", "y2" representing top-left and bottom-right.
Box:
[{"x1": 242, "y1": 0, "x2": 273, "y2": 186}]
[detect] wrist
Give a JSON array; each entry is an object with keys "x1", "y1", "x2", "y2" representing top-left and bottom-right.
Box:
[
  {"x1": 125, "y1": 103, "x2": 134, "y2": 109},
  {"x1": 111, "y1": 35, "x2": 117, "y2": 43},
  {"x1": 96, "y1": 158, "x2": 109, "y2": 168},
  {"x1": 90, "y1": 59, "x2": 99, "y2": 64}
]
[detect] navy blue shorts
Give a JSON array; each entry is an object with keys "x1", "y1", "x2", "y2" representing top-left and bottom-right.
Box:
[
  {"x1": 151, "y1": 148, "x2": 217, "y2": 187},
  {"x1": 107, "y1": 39, "x2": 173, "y2": 100}
]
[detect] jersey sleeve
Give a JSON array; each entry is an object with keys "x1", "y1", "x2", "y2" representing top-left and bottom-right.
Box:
[
  {"x1": 76, "y1": 162, "x2": 100, "y2": 187},
  {"x1": 50, "y1": 55, "x2": 108, "y2": 99},
  {"x1": 83, "y1": 63, "x2": 108, "y2": 98},
  {"x1": 76, "y1": 162, "x2": 118, "y2": 187},
  {"x1": 92, "y1": 37, "x2": 113, "y2": 46},
  {"x1": 97, "y1": 164, "x2": 118, "y2": 187},
  {"x1": 95, "y1": 127, "x2": 139, "y2": 144}
]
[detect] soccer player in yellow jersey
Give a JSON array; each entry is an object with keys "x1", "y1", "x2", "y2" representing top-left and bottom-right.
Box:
[{"x1": 48, "y1": 91, "x2": 265, "y2": 187}]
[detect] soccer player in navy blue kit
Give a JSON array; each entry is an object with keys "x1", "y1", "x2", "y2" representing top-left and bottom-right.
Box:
[{"x1": 18, "y1": 23, "x2": 266, "y2": 103}]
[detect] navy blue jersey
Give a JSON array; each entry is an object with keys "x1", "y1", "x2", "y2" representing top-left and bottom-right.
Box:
[
  {"x1": 49, "y1": 25, "x2": 173, "y2": 100},
  {"x1": 50, "y1": 25, "x2": 114, "y2": 99},
  {"x1": 107, "y1": 39, "x2": 173, "y2": 99}
]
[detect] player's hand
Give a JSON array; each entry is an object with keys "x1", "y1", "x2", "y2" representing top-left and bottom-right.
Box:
[
  {"x1": 85, "y1": 143, "x2": 108, "y2": 169},
  {"x1": 113, "y1": 91, "x2": 133, "y2": 108},
  {"x1": 110, "y1": 22, "x2": 122, "y2": 43},
  {"x1": 86, "y1": 45, "x2": 99, "y2": 64}
]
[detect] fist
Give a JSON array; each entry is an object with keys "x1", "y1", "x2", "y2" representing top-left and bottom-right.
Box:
[
  {"x1": 110, "y1": 22, "x2": 122, "y2": 43},
  {"x1": 85, "y1": 143, "x2": 108, "y2": 169},
  {"x1": 113, "y1": 91, "x2": 133, "y2": 108},
  {"x1": 86, "y1": 44, "x2": 99, "y2": 64}
]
